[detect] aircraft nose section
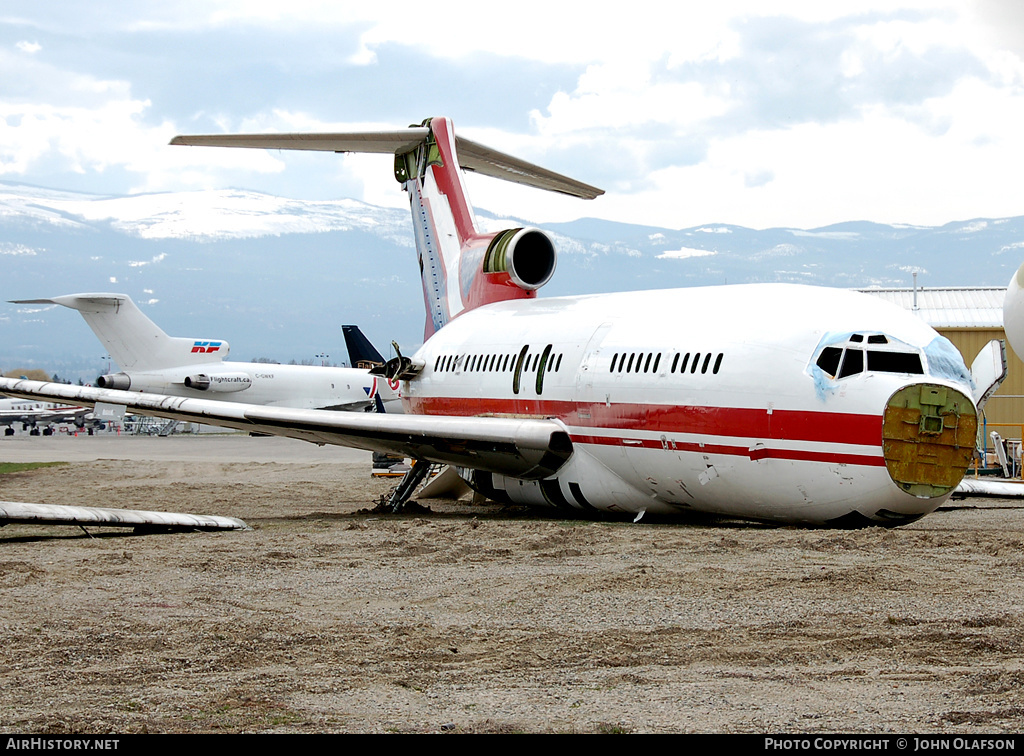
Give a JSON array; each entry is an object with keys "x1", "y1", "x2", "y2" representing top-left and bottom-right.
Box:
[{"x1": 882, "y1": 383, "x2": 977, "y2": 498}]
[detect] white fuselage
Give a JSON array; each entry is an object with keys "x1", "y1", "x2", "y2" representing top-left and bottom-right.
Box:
[
  {"x1": 403, "y1": 283, "x2": 976, "y2": 526},
  {"x1": 118, "y1": 361, "x2": 390, "y2": 411},
  {"x1": 0, "y1": 398, "x2": 91, "y2": 429}
]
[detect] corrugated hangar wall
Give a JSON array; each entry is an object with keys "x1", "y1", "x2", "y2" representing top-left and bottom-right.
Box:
[
  {"x1": 859, "y1": 287, "x2": 1022, "y2": 438},
  {"x1": 939, "y1": 327, "x2": 1024, "y2": 436}
]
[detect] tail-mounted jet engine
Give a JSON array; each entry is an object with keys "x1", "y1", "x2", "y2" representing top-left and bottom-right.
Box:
[
  {"x1": 96, "y1": 373, "x2": 132, "y2": 390},
  {"x1": 183, "y1": 373, "x2": 252, "y2": 392},
  {"x1": 483, "y1": 228, "x2": 557, "y2": 291}
]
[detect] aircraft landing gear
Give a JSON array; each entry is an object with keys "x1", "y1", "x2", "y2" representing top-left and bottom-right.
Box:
[{"x1": 387, "y1": 459, "x2": 432, "y2": 513}]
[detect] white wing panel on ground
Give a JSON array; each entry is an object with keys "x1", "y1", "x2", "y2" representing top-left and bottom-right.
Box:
[{"x1": 0, "y1": 501, "x2": 248, "y2": 531}]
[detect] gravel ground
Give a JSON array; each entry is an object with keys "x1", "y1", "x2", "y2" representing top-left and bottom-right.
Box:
[{"x1": 1, "y1": 434, "x2": 1023, "y2": 734}]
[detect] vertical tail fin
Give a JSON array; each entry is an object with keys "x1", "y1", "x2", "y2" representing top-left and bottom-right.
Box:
[
  {"x1": 341, "y1": 325, "x2": 403, "y2": 413},
  {"x1": 170, "y1": 118, "x2": 602, "y2": 339},
  {"x1": 10, "y1": 294, "x2": 229, "y2": 372},
  {"x1": 342, "y1": 324, "x2": 386, "y2": 368},
  {"x1": 395, "y1": 117, "x2": 594, "y2": 338}
]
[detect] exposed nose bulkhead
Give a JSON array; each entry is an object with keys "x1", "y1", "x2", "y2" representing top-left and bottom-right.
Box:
[{"x1": 882, "y1": 383, "x2": 977, "y2": 498}]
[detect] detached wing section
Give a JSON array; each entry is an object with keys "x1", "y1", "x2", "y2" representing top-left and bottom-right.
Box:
[
  {"x1": 170, "y1": 127, "x2": 604, "y2": 200},
  {"x1": 0, "y1": 378, "x2": 572, "y2": 479}
]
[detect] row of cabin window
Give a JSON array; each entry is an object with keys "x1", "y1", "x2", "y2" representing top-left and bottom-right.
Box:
[
  {"x1": 610, "y1": 351, "x2": 724, "y2": 376},
  {"x1": 433, "y1": 350, "x2": 565, "y2": 374}
]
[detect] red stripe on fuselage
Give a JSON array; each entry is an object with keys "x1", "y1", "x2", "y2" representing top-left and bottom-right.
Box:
[
  {"x1": 571, "y1": 433, "x2": 886, "y2": 466},
  {"x1": 405, "y1": 395, "x2": 883, "y2": 448}
]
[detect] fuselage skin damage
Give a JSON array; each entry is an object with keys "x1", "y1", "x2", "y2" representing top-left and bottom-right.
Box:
[{"x1": 404, "y1": 285, "x2": 976, "y2": 527}]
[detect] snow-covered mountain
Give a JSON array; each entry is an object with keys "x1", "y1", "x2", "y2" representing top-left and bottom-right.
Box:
[{"x1": 2, "y1": 181, "x2": 1021, "y2": 381}]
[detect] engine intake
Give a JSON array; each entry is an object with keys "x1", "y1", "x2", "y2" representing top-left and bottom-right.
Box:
[{"x1": 483, "y1": 227, "x2": 556, "y2": 291}]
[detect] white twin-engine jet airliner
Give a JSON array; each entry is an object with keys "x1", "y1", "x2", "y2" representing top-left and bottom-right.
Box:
[
  {"x1": 0, "y1": 117, "x2": 984, "y2": 526},
  {"x1": 7, "y1": 293, "x2": 400, "y2": 413},
  {"x1": 0, "y1": 397, "x2": 100, "y2": 436}
]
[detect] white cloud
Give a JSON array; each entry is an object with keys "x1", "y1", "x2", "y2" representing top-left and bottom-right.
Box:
[
  {"x1": 336, "y1": 1, "x2": 964, "y2": 67},
  {"x1": 0, "y1": 97, "x2": 284, "y2": 195},
  {"x1": 542, "y1": 81, "x2": 700, "y2": 134},
  {"x1": 127, "y1": 253, "x2": 167, "y2": 267},
  {"x1": 0, "y1": 243, "x2": 37, "y2": 255},
  {"x1": 3, "y1": 1, "x2": 1024, "y2": 230}
]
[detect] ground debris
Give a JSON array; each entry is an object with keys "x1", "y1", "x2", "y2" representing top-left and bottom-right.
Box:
[{"x1": 1, "y1": 441, "x2": 1022, "y2": 734}]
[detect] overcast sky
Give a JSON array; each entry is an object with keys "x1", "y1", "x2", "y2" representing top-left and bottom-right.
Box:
[{"x1": 3, "y1": 0, "x2": 1024, "y2": 230}]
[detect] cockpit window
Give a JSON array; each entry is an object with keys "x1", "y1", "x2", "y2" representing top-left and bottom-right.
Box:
[
  {"x1": 867, "y1": 350, "x2": 923, "y2": 374},
  {"x1": 816, "y1": 347, "x2": 842, "y2": 376},
  {"x1": 815, "y1": 333, "x2": 924, "y2": 379},
  {"x1": 838, "y1": 348, "x2": 863, "y2": 378}
]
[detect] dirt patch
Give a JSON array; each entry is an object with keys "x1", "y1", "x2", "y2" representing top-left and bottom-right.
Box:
[{"x1": 2, "y1": 459, "x2": 1024, "y2": 733}]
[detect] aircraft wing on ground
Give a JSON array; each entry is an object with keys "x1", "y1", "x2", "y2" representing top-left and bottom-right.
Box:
[{"x1": 0, "y1": 378, "x2": 571, "y2": 480}]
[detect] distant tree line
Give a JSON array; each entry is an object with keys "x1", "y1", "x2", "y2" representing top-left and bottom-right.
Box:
[{"x1": 1, "y1": 369, "x2": 88, "y2": 385}]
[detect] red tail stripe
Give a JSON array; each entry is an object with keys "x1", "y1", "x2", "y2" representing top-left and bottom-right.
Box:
[{"x1": 428, "y1": 118, "x2": 478, "y2": 244}]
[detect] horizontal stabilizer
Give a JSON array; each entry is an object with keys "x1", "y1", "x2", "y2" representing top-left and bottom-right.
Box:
[
  {"x1": 10, "y1": 292, "x2": 228, "y2": 371},
  {"x1": 171, "y1": 126, "x2": 604, "y2": 199},
  {"x1": 11, "y1": 293, "x2": 129, "y2": 312},
  {"x1": 456, "y1": 136, "x2": 603, "y2": 199},
  {"x1": 170, "y1": 129, "x2": 430, "y2": 155}
]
